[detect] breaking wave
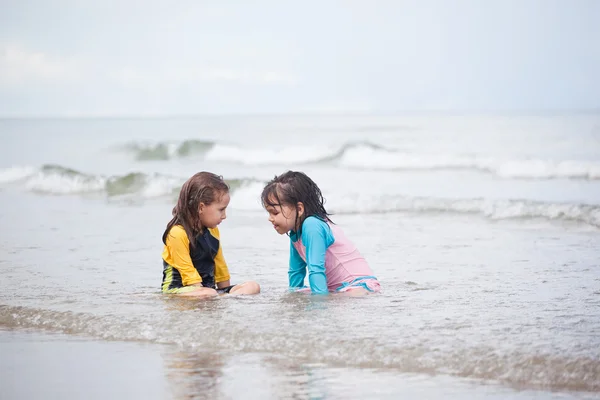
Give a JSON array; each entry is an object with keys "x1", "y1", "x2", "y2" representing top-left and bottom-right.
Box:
[
  {"x1": 0, "y1": 164, "x2": 256, "y2": 198},
  {"x1": 1, "y1": 165, "x2": 598, "y2": 228},
  {"x1": 228, "y1": 184, "x2": 600, "y2": 229},
  {"x1": 122, "y1": 139, "x2": 216, "y2": 161},
  {"x1": 336, "y1": 143, "x2": 600, "y2": 180},
  {"x1": 327, "y1": 194, "x2": 600, "y2": 229},
  {"x1": 120, "y1": 139, "x2": 336, "y2": 165},
  {"x1": 120, "y1": 140, "x2": 600, "y2": 180}
]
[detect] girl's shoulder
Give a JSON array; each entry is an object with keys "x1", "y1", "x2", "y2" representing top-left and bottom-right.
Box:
[
  {"x1": 168, "y1": 224, "x2": 186, "y2": 236},
  {"x1": 166, "y1": 224, "x2": 188, "y2": 240},
  {"x1": 302, "y1": 215, "x2": 328, "y2": 229},
  {"x1": 301, "y1": 216, "x2": 334, "y2": 238},
  {"x1": 165, "y1": 224, "x2": 191, "y2": 246}
]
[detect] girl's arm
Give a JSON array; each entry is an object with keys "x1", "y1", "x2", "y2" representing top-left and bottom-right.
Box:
[
  {"x1": 209, "y1": 227, "x2": 231, "y2": 286},
  {"x1": 301, "y1": 217, "x2": 334, "y2": 294},
  {"x1": 289, "y1": 241, "x2": 307, "y2": 288},
  {"x1": 165, "y1": 226, "x2": 202, "y2": 286}
]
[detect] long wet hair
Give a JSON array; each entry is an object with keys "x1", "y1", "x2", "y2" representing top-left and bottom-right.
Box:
[
  {"x1": 261, "y1": 171, "x2": 332, "y2": 236},
  {"x1": 162, "y1": 172, "x2": 229, "y2": 246}
]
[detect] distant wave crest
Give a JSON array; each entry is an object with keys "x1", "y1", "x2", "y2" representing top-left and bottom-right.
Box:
[
  {"x1": 337, "y1": 143, "x2": 600, "y2": 180},
  {"x1": 122, "y1": 139, "x2": 215, "y2": 161},
  {"x1": 120, "y1": 139, "x2": 600, "y2": 180}
]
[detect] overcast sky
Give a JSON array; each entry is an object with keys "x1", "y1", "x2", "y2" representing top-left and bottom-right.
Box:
[{"x1": 0, "y1": 0, "x2": 598, "y2": 116}]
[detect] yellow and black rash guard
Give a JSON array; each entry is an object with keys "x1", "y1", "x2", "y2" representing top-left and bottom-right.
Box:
[{"x1": 161, "y1": 225, "x2": 230, "y2": 291}]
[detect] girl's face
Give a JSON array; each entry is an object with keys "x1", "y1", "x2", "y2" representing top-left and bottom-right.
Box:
[
  {"x1": 199, "y1": 192, "x2": 230, "y2": 229},
  {"x1": 265, "y1": 200, "x2": 302, "y2": 235}
]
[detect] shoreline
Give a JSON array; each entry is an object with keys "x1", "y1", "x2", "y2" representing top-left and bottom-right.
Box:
[{"x1": 2, "y1": 327, "x2": 598, "y2": 400}]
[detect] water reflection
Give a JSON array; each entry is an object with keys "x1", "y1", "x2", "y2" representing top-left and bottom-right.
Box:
[
  {"x1": 163, "y1": 350, "x2": 225, "y2": 400},
  {"x1": 162, "y1": 348, "x2": 599, "y2": 400},
  {"x1": 279, "y1": 292, "x2": 331, "y2": 312},
  {"x1": 162, "y1": 346, "x2": 334, "y2": 400}
]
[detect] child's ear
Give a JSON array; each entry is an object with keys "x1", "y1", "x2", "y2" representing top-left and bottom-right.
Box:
[
  {"x1": 296, "y1": 202, "x2": 305, "y2": 217},
  {"x1": 198, "y1": 203, "x2": 205, "y2": 214}
]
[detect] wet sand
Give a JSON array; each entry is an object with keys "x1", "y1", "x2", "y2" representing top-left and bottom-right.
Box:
[{"x1": 3, "y1": 328, "x2": 598, "y2": 400}]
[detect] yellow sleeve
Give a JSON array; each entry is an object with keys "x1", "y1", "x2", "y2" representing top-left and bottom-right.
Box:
[
  {"x1": 209, "y1": 227, "x2": 231, "y2": 283},
  {"x1": 164, "y1": 225, "x2": 202, "y2": 286}
]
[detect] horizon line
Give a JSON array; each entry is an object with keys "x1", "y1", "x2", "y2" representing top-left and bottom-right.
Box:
[{"x1": 1, "y1": 108, "x2": 599, "y2": 120}]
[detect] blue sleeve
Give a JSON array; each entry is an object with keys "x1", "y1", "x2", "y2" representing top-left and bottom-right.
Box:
[
  {"x1": 288, "y1": 240, "x2": 306, "y2": 288},
  {"x1": 301, "y1": 217, "x2": 334, "y2": 294}
]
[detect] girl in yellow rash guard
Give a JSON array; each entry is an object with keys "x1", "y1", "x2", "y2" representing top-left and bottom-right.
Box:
[{"x1": 161, "y1": 172, "x2": 261, "y2": 298}]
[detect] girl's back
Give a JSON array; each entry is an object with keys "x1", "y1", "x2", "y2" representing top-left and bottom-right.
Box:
[{"x1": 291, "y1": 216, "x2": 377, "y2": 292}]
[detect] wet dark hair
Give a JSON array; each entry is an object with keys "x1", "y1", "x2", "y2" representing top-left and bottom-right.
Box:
[
  {"x1": 162, "y1": 172, "x2": 229, "y2": 246},
  {"x1": 261, "y1": 170, "x2": 332, "y2": 236}
]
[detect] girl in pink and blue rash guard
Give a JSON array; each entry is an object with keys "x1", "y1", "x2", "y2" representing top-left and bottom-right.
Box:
[{"x1": 261, "y1": 171, "x2": 381, "y2": 295}]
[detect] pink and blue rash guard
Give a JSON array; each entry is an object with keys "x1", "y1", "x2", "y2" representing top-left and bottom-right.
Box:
[{"x1": 289, "y1": 216, "x2": 380, "y2": 294}]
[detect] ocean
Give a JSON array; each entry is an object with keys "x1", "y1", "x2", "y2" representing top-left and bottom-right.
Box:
[{"x1": 1, "y1": 114, "x2": 599, "y2": 399}]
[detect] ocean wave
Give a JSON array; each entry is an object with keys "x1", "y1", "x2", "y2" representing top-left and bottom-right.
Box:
[
  {"x1": 0, "y1": 165, "x2": 256, "y2": 198},
  {"x1": 122, "y1": 139, "x2": 215, "y2": 161},
  {"x1": 327, "y1": 194, "x2": 600, "y2": 228},
  {"x1": 0, "y1": 165, "x2": 38, "y2": 183},
  {"x1": 120, "y1": 139, "x2": 600, "y2": 180},
  {"x1": 1, "y1": 304, "x2": 598, "y2": 392},
  {"x1": 337, "y1": 144, "x2": 600, "y2": 180},
  {"x1": 120, "y1": 139, "x2": 337, "y2": 165},
  {"x1": 230, "y1": 184, "x2": 600, "y2": 228},
  {"x1": 2, "y1": 165, "x2": 598, "y2": 228}
]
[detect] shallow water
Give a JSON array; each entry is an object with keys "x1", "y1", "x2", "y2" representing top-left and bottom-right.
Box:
[
  {"x1": 1, "y1": 114, "x2": 599, "y2": 398},
  {"x1": 3, "y1": 329, "x2": 599, "y2": 400}
]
